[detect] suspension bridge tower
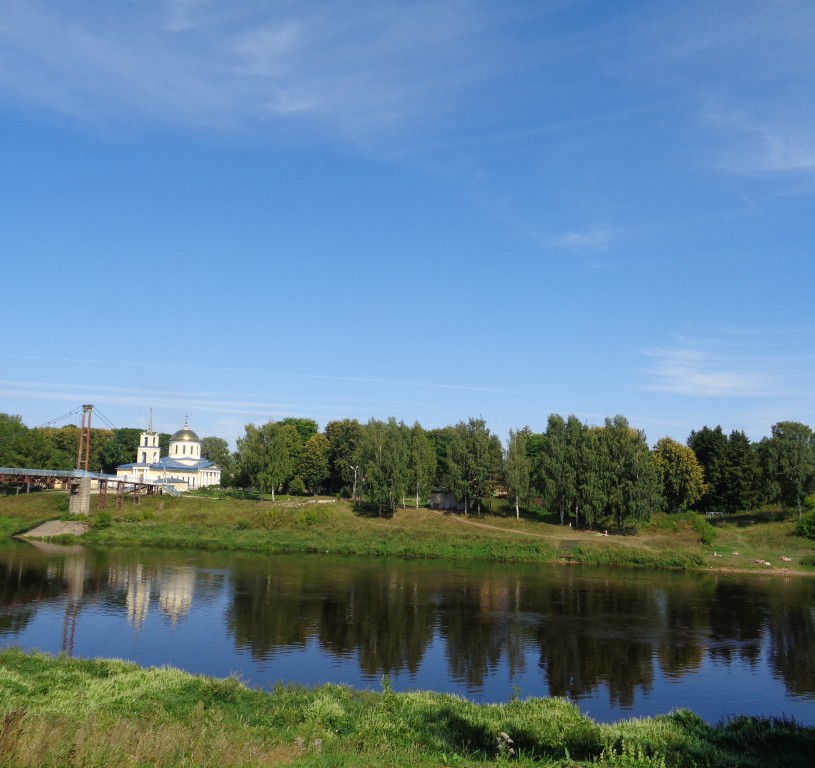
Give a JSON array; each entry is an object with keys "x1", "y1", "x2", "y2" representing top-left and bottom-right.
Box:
[{"x1": 69, "y1": 404, "x2": 93, "y2": 515}]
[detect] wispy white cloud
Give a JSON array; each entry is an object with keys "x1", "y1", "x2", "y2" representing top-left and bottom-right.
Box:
[
  {"x1": 0, "y1": 376, "x2": 484, "y2": 446},
  {"x1": 548, "y1": 229, "x2": 612, "y2": 252},
  {"x1": 643, "y1": 345, "x2": 769, "y2": 397},
  {"x1": 642, "y1": 328, "x2": 815, "y2": 400},
  {"x1": 0, "y1": 353, "x2": 535, "y2": 397},
  {"x1": 0, "y1": 0, "x2": 502, "y2": 147},
  {"x1": 701, "y1": 101, "x2": 815, "y2": 175},
  {"x1": 634, "y1": 1, "x2": 815, "y2": 179},
  {"x1": 0, "y1": 378, "x2": 433, "y2": 437}
]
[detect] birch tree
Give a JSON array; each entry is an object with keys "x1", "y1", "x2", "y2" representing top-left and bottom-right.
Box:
[
  {"x1": 504, "y1": 428, "x2": 531, "y2": 519},
  {"x1": 408, "y1": 422, "x2": 436, "y2": 508}
]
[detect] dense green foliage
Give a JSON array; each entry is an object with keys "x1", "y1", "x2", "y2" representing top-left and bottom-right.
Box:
[
  {"x1": 325, "y1": 418, "x2": 363, "y2": 495},
  {"x1": 759, "y1": 421, "x2": 815, "y2": 518},
  {"x1": 688, "y1": 426, "x2": 764, "y2": 515},
  {"x1": 200, "y1": 436, "x2": 234, "y2": 484},
  {"x1": 795, "y1": 510, "x2": 815, "y2": 540},
  {"x1": 5, "y1": 409, "x2": 815, "y2": 530},
  {"x1": 0, "y1": 649, "x2": 813, "y2": 768}
]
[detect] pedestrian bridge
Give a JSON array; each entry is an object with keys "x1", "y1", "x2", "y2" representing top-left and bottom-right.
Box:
[{"x1": 0, "y1": 466, "x2": 181, "y2": 509}]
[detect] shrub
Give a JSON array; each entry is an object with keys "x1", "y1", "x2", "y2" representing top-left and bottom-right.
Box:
[
  {"x1": 289, "y1": 477, "x2": 307, "y2": 496},
  {"x1": 123, "y1": 509, "x2": 153, "y2": 523},
  {"x1": 691, "y1": 515, "x2": 716, "y2": 546},
  {"x1": 794, "y1": 511, "x2": 815, "y2": 540},
  {"x1": 94, "y1": 510, "x2": 112, "y2": 529}
]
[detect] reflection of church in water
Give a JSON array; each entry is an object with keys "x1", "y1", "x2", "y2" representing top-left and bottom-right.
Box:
[{"x1": 116, "y1": 415, "x2": 221, "y2": 491}]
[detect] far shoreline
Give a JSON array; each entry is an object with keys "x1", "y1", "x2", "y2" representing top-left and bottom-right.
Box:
[{"x1": 3, "y1": 490, "x2": 813, "y2": 579}]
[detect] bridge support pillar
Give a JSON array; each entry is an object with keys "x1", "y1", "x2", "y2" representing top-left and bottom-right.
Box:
[{"x1": 69, "y1": 477, "x2": 91, "y2": 515}]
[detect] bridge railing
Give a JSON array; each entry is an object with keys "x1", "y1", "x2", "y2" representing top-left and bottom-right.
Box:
[{"x1": 0, "y1": 467, "x2": 92, "y2": 479}]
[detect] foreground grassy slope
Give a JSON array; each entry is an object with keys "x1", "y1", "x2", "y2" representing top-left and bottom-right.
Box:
[
  {"x1": 2, "y1": 491, "x2": 813, "y2": 573},
  {"x1": 1, "y1": 649, "x2": 813, "y2": 768}
]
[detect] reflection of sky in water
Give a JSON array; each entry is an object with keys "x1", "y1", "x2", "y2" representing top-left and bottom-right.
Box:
[{"x1": 2, "y1": 546, "x2": 813, "y2": 726}]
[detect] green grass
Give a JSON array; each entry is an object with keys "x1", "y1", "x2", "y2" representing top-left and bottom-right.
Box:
[
  {"x1": 2, "y1": 492, "x2": 814, "y2": 574},
  {"x1": 0, "y1": 491, "x2": 67, "y2": 537},
  {"x1": 0, "y1": 649, "x2": 813, "y2": 767}
]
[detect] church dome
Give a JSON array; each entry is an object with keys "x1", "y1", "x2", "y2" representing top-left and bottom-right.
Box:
[{"x1": 171, "y1": 423, "x2": 200, "y2": 442}]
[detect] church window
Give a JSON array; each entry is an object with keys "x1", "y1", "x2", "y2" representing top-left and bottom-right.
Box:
[
  {"x1": 183, "y1": 445, "x2": 186, "y2": 454},
  {"x1": 142, "y1": 452, "x2": 146, "y2": 463}
]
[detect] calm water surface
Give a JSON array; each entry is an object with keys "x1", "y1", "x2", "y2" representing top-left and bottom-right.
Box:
[{"x1": 1, "y1": 541, "x2": 813, "y2": 725}]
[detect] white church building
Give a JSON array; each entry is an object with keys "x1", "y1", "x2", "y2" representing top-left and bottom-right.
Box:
[{"x1": 116, "y1": 417, "x2": 221, "y2": 491}]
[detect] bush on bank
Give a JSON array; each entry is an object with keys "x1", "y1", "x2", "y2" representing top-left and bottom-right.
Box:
[{"x1": 795, "y1": 510, "x2": 815, "y2": 540}]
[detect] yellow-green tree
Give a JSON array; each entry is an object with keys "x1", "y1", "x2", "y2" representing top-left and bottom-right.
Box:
[{"x1": 654, "y1": 436, "x2": 706, "y2": 513}]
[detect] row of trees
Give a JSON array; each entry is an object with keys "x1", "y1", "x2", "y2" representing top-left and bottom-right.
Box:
[
  {"x1": 233, "y1": 414, "x2": 815, "y2": 527},
  {"x1": 233, "y1": 417, "x2": 441, "y2": 513},
  {"x1": 4, "y1": 410, "x2": 815, "y2": 526}
]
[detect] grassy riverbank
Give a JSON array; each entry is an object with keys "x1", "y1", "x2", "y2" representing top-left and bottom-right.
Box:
[
  {"x1": 2, "y1": 491, "x2": 814, "y2": 573},
  {"x1": 1, "y1": 649, "x2": 813, "y2": 768}
]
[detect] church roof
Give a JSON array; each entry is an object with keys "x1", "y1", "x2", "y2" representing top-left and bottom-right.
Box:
[
  {"x1": 155, "y1": 457, "x2": 217, "y2": 471},
  {"x1": 116, "y1": 458, "x2": 218, "y2": 472},
  {"x1": 171, "y1": 419, "x2": 200, "y2": 443}
]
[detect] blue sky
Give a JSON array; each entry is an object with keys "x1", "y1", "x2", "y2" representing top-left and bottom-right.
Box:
[{"x1": 2, "y1": 0, "x2": 814, "y2": 449}]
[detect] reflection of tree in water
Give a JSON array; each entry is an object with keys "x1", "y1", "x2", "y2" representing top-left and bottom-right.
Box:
[
  {"x1": 0, "y1": 558, "x2": 56, "y2": 602},
  {"x1": 227, "y1": 560, "x2": 435, "y2": 674},
  {"x1": 0, "y1": 604, "x2": 36, "y2": 636},
  {"x1": 317, "y1": 569, "x2": 434, "y2": 676},
  {"x1": 707, "y1": 581, "x2": 765, "y2": 666},
  {"x1": 437, "y1": 577, "x2": 530, "y2": 689},
  {"x1": 657, "y1": 587, "x2": 706, "y2": 678},
  {"x1": 534, "y1": 577, "x2": 658, "y2": 708},
  {"x1": 0, "y1": 549, "x2": 82, "y2": 636},
  {"x1": 766, "y1": 582, "x2": 815, "y2": 697},
  {"x1": 227, "y1": 567, "x2": 314, "y2": 658}
]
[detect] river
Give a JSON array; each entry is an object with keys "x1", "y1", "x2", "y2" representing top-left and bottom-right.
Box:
[{"x1": 1, "y1": 540, "x2": 813, "y2": 725}]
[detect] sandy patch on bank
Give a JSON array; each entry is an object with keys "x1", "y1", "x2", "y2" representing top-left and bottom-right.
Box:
[{"x1": 19, "y1": 520, "x2": 89, "y2": 538}]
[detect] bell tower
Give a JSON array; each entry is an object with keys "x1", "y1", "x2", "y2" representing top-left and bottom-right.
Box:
[{"x1": 137, "y1": 408, "x2": 160, "y2": 465}]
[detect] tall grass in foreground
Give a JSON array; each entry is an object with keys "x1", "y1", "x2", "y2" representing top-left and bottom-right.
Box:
[{"x1": 0, "y1": 650, "x2": 813, "y2": 768}]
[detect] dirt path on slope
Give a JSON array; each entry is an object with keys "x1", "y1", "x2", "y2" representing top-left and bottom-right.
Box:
[{"x1": 429, "y1": 508, "x2": 605, "y2": 542}]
